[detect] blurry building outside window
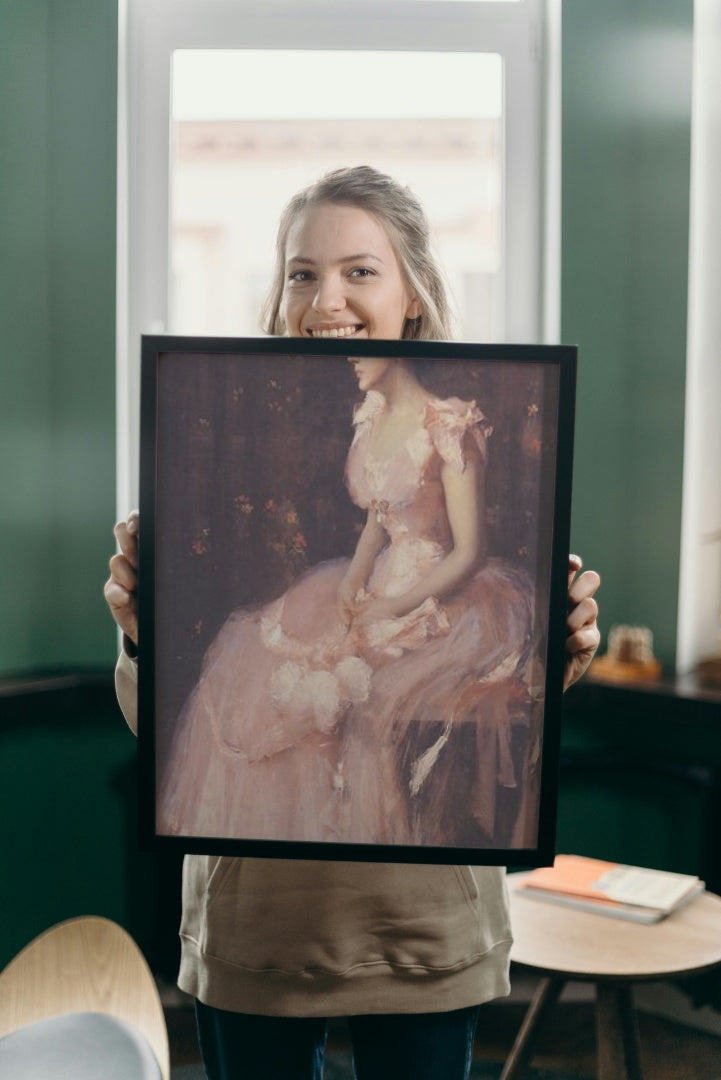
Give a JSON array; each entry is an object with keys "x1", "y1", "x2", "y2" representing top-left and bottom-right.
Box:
[{"x1": 170, "y1": 50, "x2": 503, "y2": 341}]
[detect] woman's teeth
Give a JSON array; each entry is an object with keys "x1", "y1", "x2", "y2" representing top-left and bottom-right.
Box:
[{"x1": 310, "y1": 325, "x2": 360, "y2": 338}]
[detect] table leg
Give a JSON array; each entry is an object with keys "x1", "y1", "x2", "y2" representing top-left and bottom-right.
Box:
[
  {"x1": 500, "y1": 976, "x2": 565, "y2": 1080},
  {"x1": 596, "y1": 982, "x2": 643, "y2": 1080}
]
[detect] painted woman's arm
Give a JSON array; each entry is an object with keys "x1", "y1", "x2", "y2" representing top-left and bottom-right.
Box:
[
  {"x1": 361, "y1": 449, "x2": 486, "y2": 622},
  {"x1": 337, "y1": 511, "x2": 389, "y2": 623}
]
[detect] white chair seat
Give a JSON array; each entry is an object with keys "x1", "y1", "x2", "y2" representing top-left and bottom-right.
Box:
[{"x1": 0, "y1": 1011, "x2": 162, "y2": 1079}]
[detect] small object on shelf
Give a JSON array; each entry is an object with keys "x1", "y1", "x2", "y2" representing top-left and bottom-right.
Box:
[
  {"x1": 590, "y1": 623, "x2": 662, "y2": 682},
  {"x1": 696, "y1": 653, "x2": 721, "y2": 689},
  {"x1": 514, "y1": 853, "x2": 704, "y2": 923},
  {"x1": 694, "y1": 527, "x2": 721, "y2": 688}
]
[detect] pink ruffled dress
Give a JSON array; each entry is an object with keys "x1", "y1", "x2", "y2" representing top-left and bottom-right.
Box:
[{"x1": 158, "y1": 393, "x2": 535, "y2": 849}]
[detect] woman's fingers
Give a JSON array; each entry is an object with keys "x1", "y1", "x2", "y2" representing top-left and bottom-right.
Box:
[
  {"x1": 566, "y1": 619, "x2": 601, "y2": 656},
  {"x1": 566, "y1": 573, "x2": 601, "y2": 648},
  {"x1": 113, "y1": 511, "x2": 139, "y2": 568},
  {"x1": 103, "y1": 575, "x2": 134, "y2": 616},
  {"x1": 563, "y1": 559, "x2": 601, "y2": 690},
  {"x1": 103, "y1": 576, "x2": 138, "y2": 643},
  {"x1": 566, "y1": 588, "x2": 600, "y2": 635},
  {"x1": 108, "y1": 551, "x2": 137, "y2": 591},
  {"x1": 105, "y1": 512, "x2": 140, "y2": 645},
  {"x1": 567, "y1": 552, "x2": 583, "y2": 585}
]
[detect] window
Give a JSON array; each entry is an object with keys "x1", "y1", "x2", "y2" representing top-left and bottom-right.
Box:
[
  {"x1": 117, "y1": 0, "x2": 557, "y2": 509},
  {"x1": 169, "y1": 49, "x2": 504, "y2": 340},
  {"x1": 677, "y1": 2, "x2": 721, "y2": 674}
]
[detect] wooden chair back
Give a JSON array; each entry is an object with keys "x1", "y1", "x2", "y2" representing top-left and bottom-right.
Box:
[{"x1": 0, "y1": 915, "x2": 169, "y2": 1080}]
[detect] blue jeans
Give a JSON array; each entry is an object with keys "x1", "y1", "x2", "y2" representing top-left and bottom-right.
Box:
[{"x1": 195, "y1": 1000, "x2": 481, "y2": 1080}]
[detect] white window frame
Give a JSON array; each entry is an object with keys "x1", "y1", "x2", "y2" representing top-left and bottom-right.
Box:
[
  {"x1": 116, "y1": 0, "x2": 559, "y2": 512},
  {"x1": 676, "y1": 0, "x2": 721, "y2": 674}
]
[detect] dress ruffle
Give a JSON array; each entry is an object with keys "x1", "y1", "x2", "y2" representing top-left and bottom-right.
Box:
[
  {"x1": 423, "y1": 396, "x2": 492, "y2": 470},
  {"x1": 351, "y1": 391, "x2": 491, "y2": 473}
]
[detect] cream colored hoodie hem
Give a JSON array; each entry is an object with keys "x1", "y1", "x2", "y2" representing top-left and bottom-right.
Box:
[{"x1": 177, "y1": 935, "x2": 511, "y2": 1017}]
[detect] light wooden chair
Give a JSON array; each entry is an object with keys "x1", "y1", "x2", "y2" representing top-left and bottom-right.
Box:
[{"x1": 0, "y1": 915, "x2": 170, "y2": 1079}]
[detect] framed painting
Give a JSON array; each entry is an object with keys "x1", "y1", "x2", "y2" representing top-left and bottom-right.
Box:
[{"x1": 138, "y1": 336, "x2": 576, "y2": 865}]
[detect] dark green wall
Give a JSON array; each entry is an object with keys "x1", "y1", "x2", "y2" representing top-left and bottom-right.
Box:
[
  {"x1": 0, "y1": 0, "x2": 118, "y2": 675},
  {"x1": 0, "y1": 683, "x2": 183, "y2": 974},
  {"x1": 558, "y1": 682, "x2": 721, "y2": 885},
  {"x1": 555, "y1": 0, "x2": 705, "y2": 891},
  {"x1": 563, "y1": 0, "x2": 693, "y2": 669}
]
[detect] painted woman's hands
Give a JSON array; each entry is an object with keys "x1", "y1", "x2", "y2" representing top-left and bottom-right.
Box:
[
  {"x1": 353, "y1": 595, "x2": 403, "y2": 625},
  {"x1": 564, "y1": 554, "x2": 601, "y2": 690},
  {"x1": 103, "y1": 510, "x2": 140, "y2": 647},
  {"x1": 337, "y1": 573, "x2": 364, "y2": 626},
  {"x1": 338, "y1": 575, "x2": 406, "y2": 629}
]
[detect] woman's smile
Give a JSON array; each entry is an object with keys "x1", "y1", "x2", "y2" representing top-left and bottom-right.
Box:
[
  {"x1": 281, "y1": 203, "x2": 420, "y2": 340},
  {"x1": 307, "y1": 323, "x2": 365, "y2": 339}
]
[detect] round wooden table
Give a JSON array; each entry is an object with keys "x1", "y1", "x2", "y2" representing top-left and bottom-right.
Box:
[{"x1": 503, "y1": 873, "x2": 721, "y2": 1080}]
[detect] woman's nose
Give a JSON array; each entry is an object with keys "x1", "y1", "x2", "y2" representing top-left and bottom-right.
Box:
[{"x1": 312, "y1": 274, "x2": 345, "y2": 314}]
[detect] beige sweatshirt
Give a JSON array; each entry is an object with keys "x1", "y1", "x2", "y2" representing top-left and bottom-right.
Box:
[{"x1": 116, "y1": 650, "x2": 512, "y2": 1016}]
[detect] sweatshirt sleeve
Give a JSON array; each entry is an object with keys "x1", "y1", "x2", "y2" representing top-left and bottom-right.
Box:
[{"x1": 115, "y1": 646, "x2": 139, "y2": 736}]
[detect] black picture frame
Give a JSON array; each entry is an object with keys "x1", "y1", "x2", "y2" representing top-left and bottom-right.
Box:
[{"x1": 138, "y1": 335, "x2": 576, "y2": 866}]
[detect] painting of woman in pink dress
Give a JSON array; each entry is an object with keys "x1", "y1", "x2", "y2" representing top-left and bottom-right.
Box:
[{"x1": 156, "y1": 351, "x2": 539, "y2": 852}]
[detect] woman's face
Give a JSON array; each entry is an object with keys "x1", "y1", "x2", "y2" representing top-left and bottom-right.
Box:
[{"x1": 281, "y1": 203, "x2": 421, "y2": 341}]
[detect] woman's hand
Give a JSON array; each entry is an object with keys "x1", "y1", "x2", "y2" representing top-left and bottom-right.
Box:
[
  {"x1": 337, "y1": 574, "x2": 363, "y2": 626},
  {"x1": 353, "y1": 594, "x2": 402, "y2": 625},
  {"x1": 103, "y1": 510, "x2": 139, "y2": 647},
  {"x1": 564, "y1": 554, "x2": 601, "y2": 690},
  {"x1": 339, "y1": 580, "x2": 399, "y2": 627}
]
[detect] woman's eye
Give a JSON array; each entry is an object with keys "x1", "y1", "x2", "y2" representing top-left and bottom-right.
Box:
[
  {"x1": 288, "y1": 270, "x2": 313, "y2": 283},
  {"x1": 349, "y1": 267, "x2": 375, "y2": 279}
]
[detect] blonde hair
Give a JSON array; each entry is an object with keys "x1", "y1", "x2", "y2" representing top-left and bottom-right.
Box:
[{"x1": 262, "y1": 165, "x2": 453, "y2": 341}]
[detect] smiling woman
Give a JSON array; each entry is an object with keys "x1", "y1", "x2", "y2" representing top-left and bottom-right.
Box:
[
  {"x1": 282, "y1": 205, "x2": 421, "y2": 341},
  {"x1": 263, "y1": 167, "x2": 452, "y2": 341}
]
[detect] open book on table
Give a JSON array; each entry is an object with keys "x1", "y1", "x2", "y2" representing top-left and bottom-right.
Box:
[{"x1": 514, "y1": 854, "x2": 705, "y2": 924}]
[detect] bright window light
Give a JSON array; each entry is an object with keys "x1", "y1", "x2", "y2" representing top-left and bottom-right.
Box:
[{"x1": 170, "y1": 50, "x2": 504, "y2": 341}]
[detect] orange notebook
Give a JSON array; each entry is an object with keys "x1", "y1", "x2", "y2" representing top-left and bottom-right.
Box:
[{"x1": 516, "y1": 855, "x2": 704, "y2": 923}]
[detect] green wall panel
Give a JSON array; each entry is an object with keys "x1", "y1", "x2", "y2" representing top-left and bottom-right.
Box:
[
  {"x1": 0, "y1": 2, "x2": 54, "y2": 670},
  {"x1": 0, "y1": 684, "x2": 184, "y2": 976},
  {"x1": 0, "y1": 0, "x2": 118, "y2": 674},
  {"x1": 562, "y1": 0, "x2": 693, "y2": 669},
  {"x1": 0, "y1": 702, "x2": 133, "y2": 967},
  {"x1": 558, "y1": 684, "x2": 721, "y2": 886}
]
